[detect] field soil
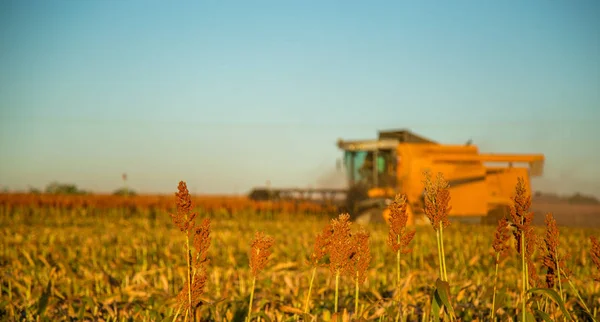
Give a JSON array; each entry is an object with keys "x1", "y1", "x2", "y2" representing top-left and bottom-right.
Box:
[{"x1": 531, "y1": 198, "x2": 600, "y2": 228}]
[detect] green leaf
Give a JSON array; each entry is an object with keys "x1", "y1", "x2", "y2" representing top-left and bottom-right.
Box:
[
  {"x1": 37, "y1": 280, "x2": 52, "y2": 317},
  {"x1": 493, "y1": 291, "x2": 507, "y2": 313},
  {"x1": 525, "y1": 311, "x2": 536, "y2": 322},
  {"x1": 527, "y1": 288, "x2": 572, "y2": 321},
  {"x1": 533, "y1": 308, "x2": 553, "y2": 322},
  {"x1": 430, "y1": 288, "x2": 441, "y2": 322},
  {"x1": 435, "y1": 278, "x2": 456, "y2": 318}
]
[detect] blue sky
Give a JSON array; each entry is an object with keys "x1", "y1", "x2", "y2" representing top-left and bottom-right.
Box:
[{"x1": 1, "y1": 1, "x2": 599, "y2": 196}]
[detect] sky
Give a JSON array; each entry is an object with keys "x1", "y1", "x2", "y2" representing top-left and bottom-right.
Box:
[{"x1": 0, "y1": 1, "x2": 599, "y2": 197}]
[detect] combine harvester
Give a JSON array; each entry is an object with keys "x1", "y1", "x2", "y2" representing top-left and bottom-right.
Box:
[{"x1": 249, "y1": 129, "x2": 545, "y2": 226}]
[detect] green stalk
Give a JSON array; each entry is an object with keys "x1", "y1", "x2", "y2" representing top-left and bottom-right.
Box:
[
  {"x1": 171, "y1": 306, "x2": 182, "y2": 322},
  {"x1": 334, "y1": 270, "x2": 340, "y2": 314},
  {"x1": 438, "y1": 222, "x2": 454, "y2": 322},
  {"x1": 555, "y1": 247, "x2": 564, "y2": 302},
  {"x1": 247, "y1": 276, "x2": 256, "y2": 322},
  {"x1": 304, "y1": 267, "x2": 317, "y2": 314},
  {"x1": 355, "y1": 271, "x2": 360, "y2": 316},
  {"x1": 439, "y1": 222, "x2": 448, "y2": 281},
  {"x1": 436, "y1": 229, "x2": 443, "y2": 280},
  {"x1": 396, "y1": 234, "x2": 403, "y2": 322},
  {"x1": 491, "y1": 252, "x2": 500, "y2": 321},
  {"x1": 186, "y1": 232, "x2": 194, "y2": 322},
  {"x1": 525, "y1": 256, "x2": 530, "y2": 292},
  {"x1": 397, "y1": 247, "x2": 401, "y2": 288},
  {"x1": 435, "y1": 228, "x2": 444, "y2": 321},
  {"x1": 521, "y1": 232, "x2": 527, "y2": 321}
]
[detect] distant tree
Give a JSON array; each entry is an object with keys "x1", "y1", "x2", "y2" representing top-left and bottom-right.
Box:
[
  {"x1": 567, "y1": 192, "x2": 599, "y2": 205},
  {"x1": 28, "y1": 187, "x2": 42, "y2": 194},
  {"x1": 45, "y1": 182, "x2": 88, "y2": 195},
  {"x1": 113, "y1": 187, "x2": 137, "y2": 196}
]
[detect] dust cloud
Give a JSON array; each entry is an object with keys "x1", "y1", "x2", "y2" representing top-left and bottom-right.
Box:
[{"x1": 314, "y1": 168, "x2": 348, "y2": 190}]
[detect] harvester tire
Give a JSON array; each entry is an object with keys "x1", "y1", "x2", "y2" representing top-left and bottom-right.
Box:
[
  {"x1": 355, "y1": 207, "x2": 387, "y2": 225},
  {"x1": 482, "y1": 205, "x2": 510, "y2": 226},
  {"x1": 345, "y1": 184, "x2": 369, "y2": 216}
]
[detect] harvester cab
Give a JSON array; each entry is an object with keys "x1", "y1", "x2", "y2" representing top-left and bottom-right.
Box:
[
  {"x1": 336, "y1": 129, "x2": 545, "y2": 226},
  {"x1": 337, "y1": 130, "x2": 436, "y2": 224}
]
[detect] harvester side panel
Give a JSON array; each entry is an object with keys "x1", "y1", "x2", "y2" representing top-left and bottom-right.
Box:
[
  {"x1": 447, "y1": 179, "x2": 489, "y2": 216},
  {"x1": 485, "y1": 167, "x2": 532, "y2": 206},
  {"x1": 426, "y1": 145, "x2": 489, "y2": 217}
]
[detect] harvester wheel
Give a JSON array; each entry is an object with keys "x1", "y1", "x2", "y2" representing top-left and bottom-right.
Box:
[
  {"x1": 345, "y1": 184, "x2": 369, "y2": 216},
  {"x1": 355, "y1": 207, "x2": 387, "y2": 225}
]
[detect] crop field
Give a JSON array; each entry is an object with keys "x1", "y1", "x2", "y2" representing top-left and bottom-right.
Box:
[{"x1": 2, "y1": 177, "x2": 600, "y2": 322}]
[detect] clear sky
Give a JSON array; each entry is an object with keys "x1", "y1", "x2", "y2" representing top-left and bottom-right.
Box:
[{"x1": 1, "y1": 1, "x2": 599, "y2": 197}]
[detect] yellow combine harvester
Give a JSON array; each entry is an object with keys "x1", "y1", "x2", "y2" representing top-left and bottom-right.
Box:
[{"x1": 337, "y1": 129, "x2": 545, "y2": 225}]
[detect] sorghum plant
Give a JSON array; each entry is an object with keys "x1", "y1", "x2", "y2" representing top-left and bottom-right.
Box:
[
  {"x1": 169, "y1": 181, "x2": 211, "y2": 322},
  {"x1": 247, "y1": 231, "x2": 274, "y2": 322}
]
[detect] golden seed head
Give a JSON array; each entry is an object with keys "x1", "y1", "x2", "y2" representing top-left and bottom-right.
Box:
[
  {"x1": 423, "y1": 171, "x2": 452, "y2": 230},
  {"x1": 176, "y1": 273, "x2": 208, "y2": 309},
  {"x1": 310, "y1": 223, "x2": 333, "y2": 266},
  {"x1": 492, "y1": 217, "x2": 511, "y2": 262},
  {"x1": 193, "y1": 218, "x2": 211, "y2": 268},
  {"x1": 591, "y1": 236, "x2": 600, "y2": 282},
  {"x1": 509, "y1": 177, "x2": 535, "y2": 253},
  {"x1": 527, "y1": 256, "x2": 541, "y2": 288},
  {"x1": 250, "y1": 231, "x2": 274, "y2": 277},
  {"x1": 542, "y1": 213, "x2": 569, "y2": 288},
  {"x1": 509, "y1": 177, "x2": 534, "y2": 231},
  {"x1": 170, "y1": 181, "x2": 197, "y2": 232},
  {"x1": 386, "y1": 194, "x2": 416, "y2": 254},
  {"x1": 346, "y1": 227, "x2": 371, "y2": 285},
  {"x1": 327, "y1": 213, "x2": 354, "y2": 275}
]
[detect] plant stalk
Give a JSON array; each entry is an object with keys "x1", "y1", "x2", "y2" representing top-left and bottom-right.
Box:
[
  {"x1": 304, "y1": 266, "x2": 317, "y2": 314},
  {"x1": 355, "y1": 271, "x2": 360, "y2": 316},
  {"x1": 186, "y1": 232, "x2": 194, "y2": 322},
  {"x1": 555, "y1": 246, "x2": 564, "y2": 302},
  {"x1": 171, "y1": 306, "x2": 182, "y2": 322},
  {"x1": 335, "y1": 270, "x2": 340, "y2": 313},
  {"x1": 247, "y1": 276, "x2": 256, "y2": 322},
  {"x1": 436, "y1": 230, "x2": 443, "y2": 281},
  {"x1": 397, "y1": 247, "x2": 401, "y2": 288},
  {"x1": 396, "y1": 236, "x2": 403, "y2": 322},
  {"x1": 439, "y1": 222, "x2": 448, "y2": 281},
  {"x1": 491, "y1": 252, "x2": 500, "y2": 321},
  {"x1": 521, "y1": 232, "x2": 527, "y2": 321}
]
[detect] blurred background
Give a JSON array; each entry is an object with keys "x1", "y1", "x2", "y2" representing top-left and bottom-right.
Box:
[{"x1": 1, "y1": 0, "x2": 598, "y2": 199}]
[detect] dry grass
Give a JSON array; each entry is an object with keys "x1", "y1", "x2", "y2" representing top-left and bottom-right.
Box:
[{"x1": 2, "y1": 176, "x2": 600, "y2": 321}]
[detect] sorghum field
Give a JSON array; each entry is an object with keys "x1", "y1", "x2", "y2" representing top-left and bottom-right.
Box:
[{"x1": 2, "y1": 176, "x2": 600, "y2": 322}]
